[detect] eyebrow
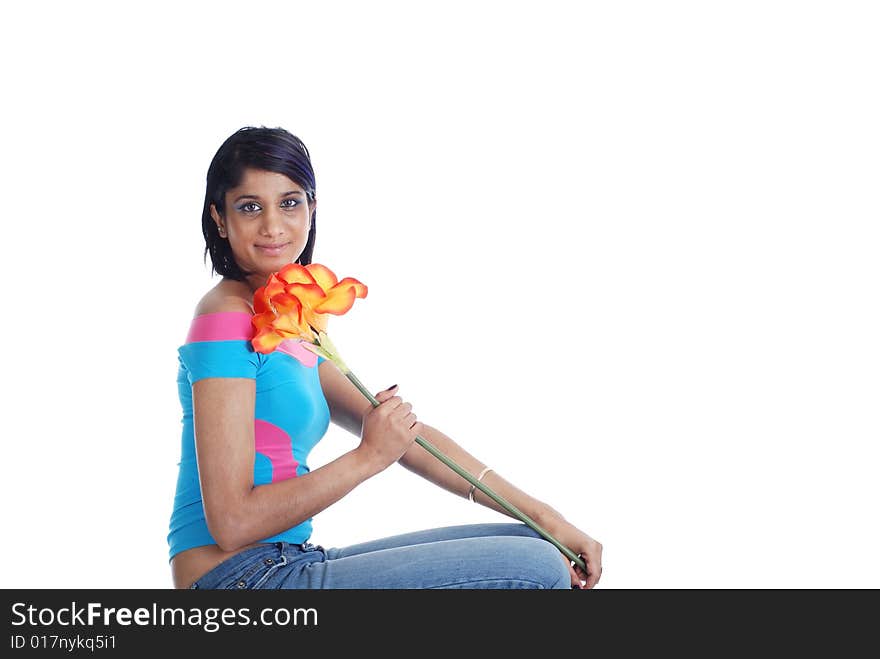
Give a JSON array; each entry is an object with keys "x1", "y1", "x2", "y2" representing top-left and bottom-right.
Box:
[{"x1": 233, "y1": 191, "x2": 304, "y2": 203}]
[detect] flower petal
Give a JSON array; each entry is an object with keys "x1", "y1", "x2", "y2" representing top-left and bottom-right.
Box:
[
  {"x1": 304, "y1": 309, "x2": 328, "y2": 333},
  {"x1": 304, "y1": 263, "x2": 339, "y2": 293},
  {"x1": 274, "y1": 313, "x2": 312, "y2": 341},
  {"x1": 252, "y1": 327, "x2": 284, "y2": 354},
  {"x1": 271, "y1": 293, "x2": 303, "y2": 317},
  {"x1": 284, "y1": 282, "x2": 327, "y2": 309},
  {"x1": 278, "y1": 263, "x2": 317, "y2": 286},
  {"x1": 313, "y1": 284, "x2": 356, "y2": 315},
  {"x1": 253, "y1": 286, "x2": 273, "y2": 315},
  {"x1": 334, "y1": 276, "x2": 368, "y2": 299},
  {"x1": 263, "y1": 274, "x2": 286, "y2": 310},
  {"x1": 252, "y1": 311, "x2": 276, "y2": 331},
  {"x1": 268, "y1": 294, "x2": 315, "y2": 339}
]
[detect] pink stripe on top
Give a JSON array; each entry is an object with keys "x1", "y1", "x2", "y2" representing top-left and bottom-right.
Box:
[
  {"x1": 254, "y1": 419, "x2": 299, "y2": 482},
  {"x1": 277, "y1": 339, "x2": 320, "y2": 368},
  {"x1": 185, "y1": 311, "x2": 254, "y2": 343}
]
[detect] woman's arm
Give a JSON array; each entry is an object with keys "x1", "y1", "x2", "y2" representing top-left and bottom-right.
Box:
[
  {"x1": 193, "y1": 376, "x2": 380, "y2": 552},
  {"x1": 318, "y1": 359, "x2": 374, "y2": 436},
  {"x1": 398, "y1": 424, "x2": 565, "y2": 523},
  {"x1": 316, "y1": 362, "x2": 603, "y2": 587},
  {"x1": 317, "y1": 360, "x2": 563, "y2": 525}
]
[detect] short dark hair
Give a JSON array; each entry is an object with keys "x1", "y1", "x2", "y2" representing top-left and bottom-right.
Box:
[{"x1": 201, "y1": 126, "x2": 317, "y2": 280}]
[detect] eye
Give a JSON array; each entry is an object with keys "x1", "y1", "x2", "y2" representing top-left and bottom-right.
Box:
[
  {"x1": 238, "y1": 202, "x2": 261, "y2": 213},
  {"x1": 281, "y1": 198, "x2": 300, "y2": 209}
]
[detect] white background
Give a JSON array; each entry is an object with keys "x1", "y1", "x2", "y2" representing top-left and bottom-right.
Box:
[{"x1": 1, "y1": 1, "x2": 877, "y2": 589}]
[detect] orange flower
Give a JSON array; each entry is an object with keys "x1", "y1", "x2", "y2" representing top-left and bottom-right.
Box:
[{"x1": 251, "y1": 263, "x2": 368, "y2": 355}]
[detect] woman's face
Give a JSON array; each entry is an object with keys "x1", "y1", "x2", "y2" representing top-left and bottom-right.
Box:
[{"x1": 210, "y1": 168, "x2": 315, "y2": 289}]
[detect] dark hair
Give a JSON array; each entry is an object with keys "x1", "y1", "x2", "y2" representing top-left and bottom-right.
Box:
[{"x1": 201, "y1": 126, "x2": 317, "y2": 280}]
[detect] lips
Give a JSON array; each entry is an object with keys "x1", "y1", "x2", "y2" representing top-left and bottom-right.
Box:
[{"x1": 256, "y1": 242, "x2": 291, "y2": 255}]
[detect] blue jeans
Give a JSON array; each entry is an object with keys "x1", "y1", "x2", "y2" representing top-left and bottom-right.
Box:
[{"x1": 190, "y1": 523, "x2": 572, "y2": 589}]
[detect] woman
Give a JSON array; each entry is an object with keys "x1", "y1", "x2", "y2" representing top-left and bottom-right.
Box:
[{"x1": 168, "y1": 126, "x2": 603, "y2": 589}]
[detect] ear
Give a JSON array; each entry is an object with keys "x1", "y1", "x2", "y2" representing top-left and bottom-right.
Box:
[
  {"x1": 308, "y1": 198, "x2": 317, "y2": 228},
  {"x1": 209, "y1": 203, "x2": 226, "y2": 234}
]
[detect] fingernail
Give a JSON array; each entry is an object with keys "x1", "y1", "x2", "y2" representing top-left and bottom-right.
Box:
[{"x1": 385, "y1": 384, "x2": 398, "y2": 391}]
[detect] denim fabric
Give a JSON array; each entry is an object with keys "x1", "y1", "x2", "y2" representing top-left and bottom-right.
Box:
[{"x1": 190, "y1": 523, "x2": 571, "y2": 589}]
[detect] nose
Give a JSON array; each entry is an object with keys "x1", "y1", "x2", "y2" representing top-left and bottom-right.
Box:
[{"x1": 259, "y1": 206, "x2": 285, "y2": 237}]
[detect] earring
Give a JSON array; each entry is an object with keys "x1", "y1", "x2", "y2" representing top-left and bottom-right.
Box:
[{"x1": 217, "y1": 225, "x2": 226, "y2": 237}]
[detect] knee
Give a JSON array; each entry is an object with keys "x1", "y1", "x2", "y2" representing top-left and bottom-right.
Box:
[{"x1": 518, "y1": 538, "x2": 571, "y2": 590}]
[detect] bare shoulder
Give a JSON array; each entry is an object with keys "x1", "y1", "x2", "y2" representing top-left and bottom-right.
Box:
[{"x1": 193, "y1": 280, "x2": 254, "y2": 317}]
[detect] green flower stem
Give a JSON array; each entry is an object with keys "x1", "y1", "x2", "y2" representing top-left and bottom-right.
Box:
[{"x1": 342, "y1": 368, "x2": 587, "y2": 573}]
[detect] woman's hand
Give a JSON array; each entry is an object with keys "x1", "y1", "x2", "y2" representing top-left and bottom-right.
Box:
[
  {"x1": 550, "y1": 521, "x2": 603, "y2": 589},
  {"x1": 356, "y1": 384, "x2": 424, "y2": 474}
]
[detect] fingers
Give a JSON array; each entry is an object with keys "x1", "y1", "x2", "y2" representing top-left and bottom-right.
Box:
[
  {"x1": 577, "y1": 549, "x2": 603, "y2": 589},
  {"x1": 390, "y1": 401, "x2": 413, "y2": 419},
  {"x1": 562, "y1": 554, "x2": 584, "y2": 589},
  {"x1": 393, "y1": 405, "x2": 421, "y2": 437},
  {"x1": 371, "y1": 384, "x2": 421, "y2": 437},
  {"x1": 375, "y1": 396, "x2": 407, "y2": 422},
  {"x1": 373, "y1": 384, "x2": 398, "y2": 403},
  {"x1": 374, "y1": 388, "x2": 416, "y2": 419},
  {"x1": 405, "y1": 414, "x2": 423, "y2": 437}
]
